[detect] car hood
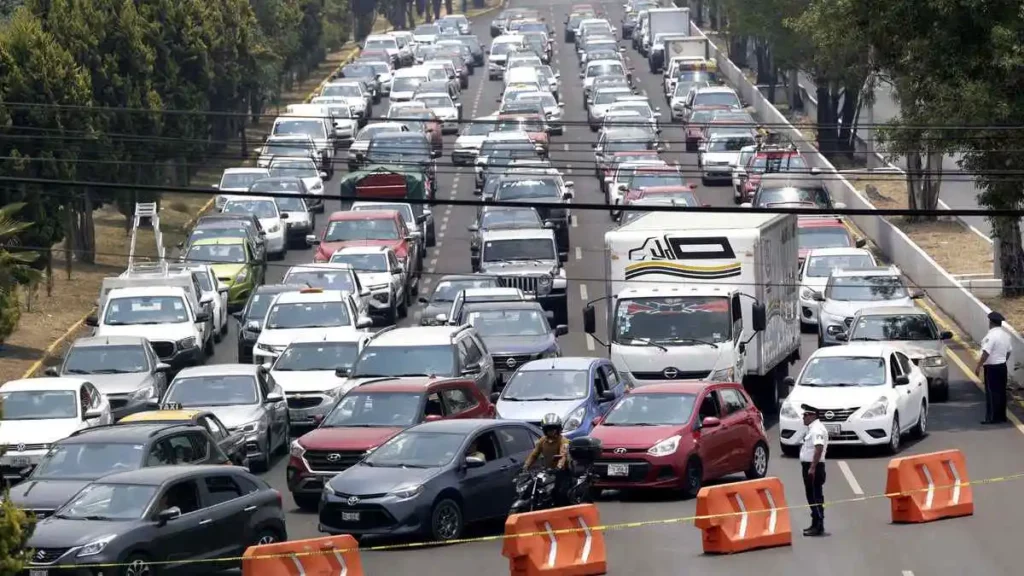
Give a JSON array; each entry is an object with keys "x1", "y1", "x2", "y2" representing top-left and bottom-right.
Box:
[
  {"x1": 319, "y1": 239, "x2": 405, "y2": 258},
  {"x1": 186, "y1": 404, "x2": 265, "y2": 429},
  {"x1": 421, "y1": 302, "x2": 451, "y2": 324},
  {"x1": 787, "y1": 384, "x2": 892, "y2": 410},
  {"x1": 337, "y1": 96, "x2": 366, "y2": 107},
  {"x1": 297, "y1": 426, "x2": 404, "y2": 451},
  {"x1": 210, "y1": 263, "x2": 246, "y2": 282},
  {"x1": 846, "y1": 340, "x2": 943, "y2": 359},
  {"x1": 479, "y1": 261, "x2": 557, "y2": 275},
  {"x1": 9, "y1": 478, "x2": 93, "y2": 511},
  {"x1": 496, "y1": 399, "x2": 583, "y2": 422},
  {"x1": 590, "y1": 424, "x2": 682, "y2": 449},
  {"x1": 483, "y1": 334, "x2": 555, "y2": 356},
  {"x1": 29, "y1": 516, "x2": 136, "y2": 549},
  {"x1": 329, "y1": 462, "x2": 442, "y2": 495},
  {"x1": 96, "y1": 323, "x2": 194, "y2": 341},
  {"x1": 821, "y1": 297, "x2": 915, "y2": 318},
  {"x1": 0, "y1": 419, "x2": 87, "y2": 447},
  {"x1": 801, "y1": 276, "x2": 829, "y2": 294},
  {"x1": 258, "y1": 327, "x2": 361, "y2": 349},
  {"x1": 702, "y1": 151, "x2": 740, "y2": 165},
  {"x1": 358, "y1": 272, "x2": 393, "y2": 288},
  {"x1": 272, "y1": 370, "x2": 348, "y2": 394},
  {"x1": 85, "y1": 372, "x2": 152, "y2": 395},
  {"x1": 430, "y1": 106, "x2": 459, "y2": 118},
  {"x1": 455, "y1": 135, "x2": 487, "y2": 149}
]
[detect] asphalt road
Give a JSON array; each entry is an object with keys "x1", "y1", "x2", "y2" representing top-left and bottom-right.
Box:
[{"x1": 201, "y1": 2, "x2": 1024, "y2": 574}]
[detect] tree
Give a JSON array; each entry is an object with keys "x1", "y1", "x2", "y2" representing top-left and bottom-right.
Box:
[{"x1": 0, "y1": 203, "x2": 42, "y2": 295}]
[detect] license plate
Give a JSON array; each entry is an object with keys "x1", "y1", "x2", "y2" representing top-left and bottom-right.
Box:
[
  {"x1": 341, "y1": 511, "x2": 360, "y2": 522},
  {"x1": 8, "y1": 456, "x2": 30, "y2": 468},
  {"x1": 824, "y1": 424, "x2": 841, "y2": 437},
  {"x1": 30, "y1": 570, "x2": 48, "y2": 576},
  {"x1": 607, "y1": 464, "x2": 629, "y2": 477}
]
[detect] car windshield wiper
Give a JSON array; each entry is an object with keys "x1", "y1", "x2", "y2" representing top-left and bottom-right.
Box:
[
  {"x1": 63, "y1": 369, "x2": 91, "y2": 375},
  {"x1": 91, "y1": 369, "x2": 135, "y2": 374},
  {"x1": 624, "y1": 337, "x2": 668, "y2": 352},
  {"x1": 656, "y1": 337, "x2": 719, "y2": 349},
  {"x1": 850, "y1": 337, "x2": 881, "y2": 341},
  {"x1": 393, "y1": 373, "x2": 434, "y2": 377}
]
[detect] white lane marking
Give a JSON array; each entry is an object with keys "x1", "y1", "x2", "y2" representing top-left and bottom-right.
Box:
[
  {"x1": 902, "y1": 572, "x2": 915, "y2": 576},
  {"x1": 440, "y1": 223, "x2": 448, "y2": 233},
  {"x1": 429, "y1": 257, "x2": 437, "y2": 268},
  {"x1": 566, "y1": 164, "x2": 573, "y2": 175},
  {"x1": 837, "y1": 460, "x2": 864, "y2": 495},
  {"x1": 415, "y1": 310, "x2": 422, "y2": 320},
  {"x1": 579, "y1": 284, "x2": 588, "y2": 300},
  {"x1": 586, "y1": 335, "x2": 595, "y2": 351},
  {"x1": 571, "y1": 215, "x2": 578, "y2": 228},
  {"x1": 563, "y1": 143, "x2": 570, "y2": 152},
  {"x1": 574, "y1": 246, "x2": 582, "y2": 260},
  {"x1": 435, "y1": 241, "x2": 443, "y2": 249}
]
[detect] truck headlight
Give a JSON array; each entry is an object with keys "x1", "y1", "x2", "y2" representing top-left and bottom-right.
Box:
[
  {"x1": 236, "y1": 419, "x2": 265, "y2": 434},
  {"x1": 647, "y1": 435, "x2": 681, "y2": 457},
  {"x1": 708, "y1": 367, "x2": 734, "y2": 381},
  {"x1": 563, "y1": 405, "x2": 586, "y2": 432},
  {"x1": 861, "y1": 396, "x2": 890, "y2": 419},
  {"x1": 918, "y1": 355, "x2": 945, "y2": 368}
]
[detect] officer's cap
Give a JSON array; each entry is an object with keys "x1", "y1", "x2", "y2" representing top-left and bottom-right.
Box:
[{"x1": 989, "y1": 311, "x2": 1006, "y2": 325}]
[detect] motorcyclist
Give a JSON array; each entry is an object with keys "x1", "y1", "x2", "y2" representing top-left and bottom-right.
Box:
[{"x1": 523, "y1": 413, "x2": 572, "y2": 506}]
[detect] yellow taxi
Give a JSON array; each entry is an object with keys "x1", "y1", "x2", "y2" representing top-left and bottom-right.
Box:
[{"x1": 119, "y1": 406, "x2": 247, "y2": 465}]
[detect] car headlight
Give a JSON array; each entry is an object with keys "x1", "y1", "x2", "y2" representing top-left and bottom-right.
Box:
[
  {"x1": 647, "y1": 435, "x2": 681, "y2": 457},
  {"x1": 176, "y1": 337, "x2": 195, "y2": 349},
  {"x1": 563, "y1": 405, "x2": 586, "y2": 432},
  {"x1": 129, "y1": 385, "x2": 157, "y2": 401},
  {"x1": 268, "y1": 224, "x2": 281, "y2": 233},
  {"x1": 918, "y1": 355, "x2": 945, "y2": 368},
  {"x1": 826, "y1": 324, "x2": 846, "y2": 336},
  {"x1": 861, "y1": 396, "x2": 891, "y2": 419},
  {"x1": 540, "y1": 348, "x2": 559, "y2": 359},
  {"x1": 708, "y1": 367, "x2": 734, "y2": 381},
  {"x1": 77, "y1": 534, "x2": 117, "y2": 557},
  {"x1": 290, "y1": 440, "x2": 305, "y2": 458},
  {"x1": 800, "y1": 287, "x2": 813, "y2": 300},
  {"x1": 780, "y1": 401, "x2": 799, "y2": 419},
  {"x1": 235, "y1": 268, "x2": 249, "y2": 283},
  {"x1": 389, "y1": 484, "x2": 424, "y2": 500},
  {"x1": 236, "y1": 419, "x2": 265, "y2": 434}
]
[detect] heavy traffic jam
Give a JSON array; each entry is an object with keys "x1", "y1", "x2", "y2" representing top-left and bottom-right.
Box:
[{"x1": 0, "y1": 1, "x2": 992, "y2": 574}]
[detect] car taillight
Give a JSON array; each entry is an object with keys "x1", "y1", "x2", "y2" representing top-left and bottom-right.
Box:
[{"x1": 273, "y1": 489, "x2": 282, "y2": 507}]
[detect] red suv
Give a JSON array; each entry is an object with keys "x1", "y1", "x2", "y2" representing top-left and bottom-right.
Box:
[
  {"x1": 310, "y1": 209, "x2": 421, "y2": 285},
  {"x1": 286, "y1": 377, "x2": 495, "y2": 509},
  {"x1": 589, "y1": 381, "x2": 768, "y2": 498}
]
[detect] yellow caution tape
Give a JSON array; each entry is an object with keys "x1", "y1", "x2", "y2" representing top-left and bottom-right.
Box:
[{"x1": 37, "y1": 469, "x2": 1024, "y2": 569}]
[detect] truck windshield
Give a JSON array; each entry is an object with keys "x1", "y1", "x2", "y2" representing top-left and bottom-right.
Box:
[{"x1": 613, "y1": 296, "x2": 731, "y2": 345}]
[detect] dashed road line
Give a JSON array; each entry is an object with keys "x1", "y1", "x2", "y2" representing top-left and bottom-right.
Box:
[
  {"x1": 836, "y1": 460, "x2": 863, "y2": 495},
  {"x1": 579, "y1": 283, "x2": 588, "y2": 301},
  {"x1": 429, "y1": 257, "x2": 437, "y2": 268},
  {"x1": 586, "y1": 335, "x2": 596, "y2": 351},
  {"x1": 902, "y1": 571, "x2": 915, "y2": 576},
  {"x1": 575, "y1": 247, "x2": 582, "y2": 260},
  {"x1": 571, "y1": 215, "x2": 578, "y2": 227}
]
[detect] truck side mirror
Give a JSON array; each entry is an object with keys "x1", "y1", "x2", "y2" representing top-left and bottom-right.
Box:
[
  {"x1": 583, "y1": 304, "x2": 596, "y2": 334},
  {"x1": 751, "y1": 303, "x2": 767, "y2": 332}
]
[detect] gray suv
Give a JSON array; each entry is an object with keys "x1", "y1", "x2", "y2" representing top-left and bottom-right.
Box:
[{"x1": 476, "y1": 228, "x2": 569, "y2": 325}]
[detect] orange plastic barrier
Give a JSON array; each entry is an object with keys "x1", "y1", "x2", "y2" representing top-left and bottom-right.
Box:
[
  {"x1": 242, "y1": 534, "x2": 363, "y2": 576},
  {"x1": 502, "y1": 503, "x2": 607, "y2": 576},
  {"x1": 694, "y1": 477, "x2": 792, "y2": 554},
  {"x1": 886, "y1": 448, "x2": 974, "y2": 523}
]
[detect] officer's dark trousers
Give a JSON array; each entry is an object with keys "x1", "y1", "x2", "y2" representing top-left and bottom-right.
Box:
[
  {"x1": 984, "y1": 363, "x2": 1008, "y2": 423},
  {"x1": 801, "y1": 462, "x2": 826, "y2": 528}
]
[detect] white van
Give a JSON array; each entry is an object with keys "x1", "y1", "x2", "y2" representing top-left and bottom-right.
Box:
[
  {"x1": 390, "y1": 67, "x2": 430, "y2": 102},
  {"x1": 488, "y1": 35, "x2": 525, "y2": 80}
]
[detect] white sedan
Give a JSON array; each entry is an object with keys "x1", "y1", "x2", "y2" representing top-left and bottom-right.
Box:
[
  {"x1": 779, "y1": 343, "x2": 929, "y2": 455},
  {"x1": 413, "y1": 93, "x2": 461, "y2": 134}
]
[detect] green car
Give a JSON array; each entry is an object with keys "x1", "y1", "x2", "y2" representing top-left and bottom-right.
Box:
[{"x1": 183, "y1": 237, "x2": 265, "y2": 310}]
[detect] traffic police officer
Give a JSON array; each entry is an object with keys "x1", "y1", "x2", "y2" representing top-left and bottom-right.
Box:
[
  {"x1": 976, "y1": 311, "x2": 1011, "y2": 424},
  {"x1": 800, "y1": 404, "x2": 828, "y2": 536}
]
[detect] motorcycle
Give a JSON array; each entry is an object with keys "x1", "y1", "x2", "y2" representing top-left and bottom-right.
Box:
[{"x1": 509, "y1": 436, "x2": 602, "y2": 514}]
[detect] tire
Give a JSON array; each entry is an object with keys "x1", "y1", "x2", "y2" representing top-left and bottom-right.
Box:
[
  {"x1": 682, "y1": 458, "x2": 703, "y2": 499},
  {"x1": 886, "y1": 414, "x2": 902, "y2": 454},
  {"x1": 745, "y1": 441, "x2": 770, "y2": 480},
  {"x1": 213, "y1": 330, "x2": 222, "y2": 344},
  {"x1": 203, "y1": 336, "x2": 214, "y2": 357},
  {"x1": 429, "y1": 498, "x2": 464, "y2": 542},
  {"x1": 121, "y1": 554, "x2": 154, "y2": 576},
  {"x1": 385, "y1": 303, "x2": 398, "y2": 325},
  {"x1": 293, "y1": 494, "x2": 320, "y2": 512},
  {"x1": 253, "y1": 527, "x2": 282, "y2": 546},
  {"x1": 911, "y1": 402, "x2": 928, "y2": 438},
  {"x1": 932, "y1": 384, "x2": 949, "y2": 403},
  {"x1": 220, "y1": 321, "x2": 229, "y2": 336},
  {"x1": 398, "y1": 292, "x2": 409, "y2": 319}
]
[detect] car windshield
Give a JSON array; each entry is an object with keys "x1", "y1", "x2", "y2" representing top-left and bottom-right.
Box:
[
  {"x1": 223, "y1": 200, "x2": 278, "y2": 219},
  {"x1": 750, "y1": 155, "x2": 808, "y2": 173},
  {"x1": 343, "y1": 65, "x2": 375, "y2": 78},
  {"x1": 353, "y1": 345, "x2": 454, "y2": 378},
  {"x1": 64, "y1": 344, "x2": 148, "y2": 375},
  {"x1": 495, "y1": 179, "x2": 559, "y2": 200},
  {"x1": 356, "y1": 126, "x2": 401, "y2": 142},
  {"x1": 392, "y1": 77, "x2": 425, "y2": 92},
  {"x1": 800, "y1": 357, "x2": 887, "y2": 387},
  {"x1": 329, "y1": 252, "x2": 389, "y2": 272},
  {"x1": 415, "y1": 24, "x2": 440, "y2": 35},
  {"x1": 417, "y1": 96, "x2": 453, "y2": 109},
  {"x1": 614, "y1": 296, "x2": 731, "y2": 345},
  {"x1": 430, "y1": 279, "x2": 499, "y2": 302},
  {"x1": 246, "y1": 291, "x2": 290, "y2": 324},
  {"x1": 497, "y1": 118, "x2": 544, "y2": 132},
  {"x1": 0, "y1": 390, "x2": 78, "y2": 420},
  {"x1": 283, "y1": 270, "x2": 356, "y2": 292},
  {"x1": 758, "y1": 187, "x2": 830, "y2": 208},
  {"x1": 481, "y1": 209, "x2": 541, "y2": 228},
  {"x1": 274, "y1": 341, "x2": 360, "y2": 371},
  {"x1": 165, "y1": 375, "x2": 258, "y2": 406},
  {"x1": 364, "y1": 431, "x2": 465, "y2": 468},
  {"x1": 483, "y1": 238, "x2": 555, "y2": 261},
  {"x1": 603, "y1": 393, "x2": 696, "y2": 426},
  {"x1": 191, "y1": 226, "x2": 249, "y2": 244},
  {"x1": 503, "y1": 370, "x2": 588, "y2": 401},
  {"x1": 491, "y1": 42, "x2": 517, "y2": 56},
  {"x1": 220, "y1": 172, "x2": 266, "y2": 189},
  {"x1": 55, "y1": 483, "x2": 157, "y2": 521},
  {"x1": 324, "y1": 218, "x2": 400, "y2": 241},
  {"x1": 267, "y1": 302, "x2": 351, "y2": 329},
  {"x1": 364, "y1": 38, "x2": 397, "y2": 50},
  {"x1": 827, "y1": 275, "x2": 907, "y2": 301},
  {"x1": 467, "y1": 308, "x2": 548, "y2": 336},
  {"x1": 273, "y1": 119, "x2": 326, "y2": 140},
  {"x1": 274, "y1": 195, "x2": 308, "y2": 212},
  {"x1": 677, "y1": 70, "x2": 715, "y2": 83},
  {"x1": 483, "y1": 143, "x2": 536, "y2": 158},
  {"x1": 104, "y1": 296, "x2": 189, "y2": 326},
  {"x1": 323, "y1": 391, "x2": 423, "y2": 427},
  {"x1": 187, "y1": 243, "x2": 246, "y2": 264},
  {"x1": 707, "y1": 136, "x2": 755, "y2": 152},
  {"x1": 641, "y1": 190, "x2": 698, "y2": 204},
  {"x1": 799, "y1": 227, "x2": 852, "y2": 250},
  {"x1": 365, "y1": 62, "x2": 390, "y2": 75},
  {"x1": 464, "y1": 120, "x2": 497, "y2": 136},
  {"x1": 354, "y1": 204, "x2": 415, "y2": 223},
  {"x1": 269, "y1": 163, "x2": 318, "y2": 179},
  {"x1": 368, "y1": 138, "x2": 429, "y2": 163},
  {"x1": 519, "y1": 93, "x2": 557, "y2": 108},
  {"x1": 612, "y1": 104, "x2": 652, "y2": 118},
  {"x1": 588, "y1": 63, "x2": 624, "y2": 77},
  {"x1": 33, "y1": 443, "x2": 145, "y2": 480},
  {"x1": 628, "y1": 172, "x2": 686, "y2": 189},
  {"x1": 694, "y1": 91, "x2": 740, "y2": 107},
  {"x1": 594, "y1": 90, "x2": 629, "y2": 105},
  {"x1": 263, "y1": 141, "x2": 312, "y2": 158},
  {"x1": 806, "y1": 254, "x2": 875, "y2": 277},
  {"x1": 850, "y1": 314, "x2": 939, "y2": 342}
]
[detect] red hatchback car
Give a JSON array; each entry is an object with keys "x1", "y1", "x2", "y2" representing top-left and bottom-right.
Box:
[
  {"x1": 286, "y1": 376, "x2": 495, "y2": 509},
  {"x1": 589, "y1": 381, "x2": 769, "y2": 498}
]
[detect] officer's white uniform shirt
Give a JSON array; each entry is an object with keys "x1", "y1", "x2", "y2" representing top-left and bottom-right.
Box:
[
  {"x1": 799, "y1": 419, "x2": 828, "y2": 463},
  {"x1": 981, "y1": 327, "x2": 1012, "y2": 366}
]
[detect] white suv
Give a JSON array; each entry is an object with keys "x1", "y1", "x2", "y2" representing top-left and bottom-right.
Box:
[
  {"x1": 252, "y1": 288, "x2": 371, "y2": 366},
  {"x1": 329, "y1": 246, "x2": 408, "y2": 325},
  {"x1": 222, "y1": 196, "x2": 287, "y2": 260},
  {"x1": 814, "y1": 266, "x2": 921, "y2": 347},
  {"x1": 270, "y1": 334, "x2": 369, "y2": 429}
]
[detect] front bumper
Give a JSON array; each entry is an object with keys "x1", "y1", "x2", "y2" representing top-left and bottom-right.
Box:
[
  {"x1": 800, "y1": 297, "x2": 820, "y2": 325},
  {"x1": 0, "y1": 450, "x2": 46, "y2": 480},
  {"x1": 319, "y1": 491, "x2": 433, "y2": 536},
  {"x1": 818, "y1": 315, "x2": 849, "y2": 345},
  {"x1": 166, "y1": 345, "x2": 203, "y2": 369},
  {"x1": 780, "y1": 414, "x2": 895, "y2": 447},
  {"x1": 592, "y1": 451, "x2": 688, "y2": 490},
  {"x1": 286, "y1": 393, "x2": 337, "y2": 427},
  {"x1": 265, "y1": 232, "x2": 286, "y2": 254},
  {"x1": 702, "y1": 164, "x2": 732, "y2": 180},
  {"x1": 452, "y1": 147, "x2": 479, "y2": 165},
  {"x1": 285, "y1": 220, "x2": 313, "y2": 240}
]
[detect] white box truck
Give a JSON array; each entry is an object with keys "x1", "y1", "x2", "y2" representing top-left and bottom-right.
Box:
[{"x1": 582, "y1": 211, "x2": 801, "y2": 409}]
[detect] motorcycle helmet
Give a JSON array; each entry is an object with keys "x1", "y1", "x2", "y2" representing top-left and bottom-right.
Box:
[{"x1": 540, "y1": 413, "x2": 563, "y2": 433}]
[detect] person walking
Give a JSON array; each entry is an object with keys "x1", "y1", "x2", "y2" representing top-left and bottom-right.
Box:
[
  {"x1": 975, "y1": 311, "x2": 1011, "y2": 424},
  {"x1": 799, "y1": 404, "x2": 828, "y2": 537}
]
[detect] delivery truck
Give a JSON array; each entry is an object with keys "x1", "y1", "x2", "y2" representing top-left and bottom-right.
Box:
[
  {"x1": 645, "y1": 7, "x2": 690, "y2": 71},
  {"x1": 582, "y1": 211, "x2": 801, "y2": 410}
]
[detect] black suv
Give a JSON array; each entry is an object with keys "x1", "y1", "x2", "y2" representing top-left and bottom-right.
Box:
[
  {"x1": 7, "y1": 423, "x2": 230, "y2": 519},
  {"x1": 233, "y1": 283, "x2": 305, "y2": 363}
]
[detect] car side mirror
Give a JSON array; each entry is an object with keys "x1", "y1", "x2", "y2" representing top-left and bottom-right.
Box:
[
  {"x1": 562, "y1": 191, "x2": 574, "y2": 200},
  {"x1": 554, "y1": 324, "x2": 569, "y2": 337},
  {"x1": 490, "y1": 392, "x2": 501, "y2": 403},
  {"x1": 156, "y1": 507, "x2": 182, "y2": 526},
  {"x1": 599, "y1": 390, "x2": 615, "y2": 402},
  {"x1": 356, "y1": 316, "x2": 373, "y2": 329},
  {"x1": 895, "y1": 375, "x2": 910, "y2": 386},
  {"x1": 592, "y1": 415, "x2": 604, "y2": 426},
  {"x1": 84, "y1": 408, "x2": 103, "y2": 420},
  {"x1": 425, "y1": 414, "x2": 444, "y2": 422},
  {"x1": 261, "y1": 362, "x2": 273, "y2": 373},
  {"x1": 911, "y1": 290, "x2": 924, "y2": 299},
  {"x1": 740, "y1": 202, "x2": 752, "y2": 208},
  {"x1": 834, "y1": 202, "x2": 847, "y2": 210},
  {"x1": 195, "y1": 311, "x2": 211, "y2": 323},
  {"x1": 246, "y1": 320, "x2": 261, "y2": 332},
  {"x1": 751, "y1": 302, "x2": 767, "y2": 332},
  {"x1": 279, "y1": 213, "x2": 289, "y2": 220},
  {"x1": 200, "y1": 295, "x2": 214, "y2": 305},
  {"x1": 784, "y1": 376, "x2": 796, "y2": 389},
  {"x1": 701, "y1": 416, "x2": 721, "y2": 428},
  {"x1": 312, "y1": 414, "x2": 325, "y2": 426},
  {"x1": 834, "y1": 332, "x2": 848, "y2": 342},
  {"x1": 85, "y1": 314, "x2": 99, "y2": 327},
  {"x1": 465, "y1": 455, "x2": 486, "y2": 468},
  {"x1": 855, "y1": 238, "x2": 867, "y2": 248},
  {"x1": 44, "y1": 366, "x2": 60, "y2": 376},
  {"x1": 319, "y1": 171, "x2": 328, "y2": 179},
  {"x1": 211, "y1": 184, "x2": 220, "y2": 190},
  {"x1": 461, "y1": 362, "x2": 481, "y2": 375},
  {"x1": 418, "y1": 296, "x2": 430, "y2": 304},
  {"x1": 334, "y1": 367, "x2": 350, "y2": 378},
  {"x1": 154, "y1": 363, "x2": 172, "y2": 373},
  {"x1": 583, "y1": 304, "x2": 597, "y2": 334},
  {"x1": 811, "y1": 291, "x2": 825, "y2": 302},
  {"x1": 265, "y1": 392, "x2": 284, "y2": 403},
  {"x1": 940, "y1": 330, "x2": 953, "y2": 340},
  {"x1": 467, "y1": 224, "x2": 480, "y2": 232},
  {"x1": 435, "y1": 313, "x2": 449, "y2": 324},
  {"x1": 306, "y1": 235, "x2": 319, "y2": 245}
]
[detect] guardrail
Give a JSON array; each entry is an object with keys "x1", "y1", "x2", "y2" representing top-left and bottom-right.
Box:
[{"x1": 689, "y1": 22, "x2": 1024, "y2": 383}]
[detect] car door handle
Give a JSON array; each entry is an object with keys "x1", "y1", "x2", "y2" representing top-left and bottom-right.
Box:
[
  {"x1": 244, "y1": 505, "x2": 257, "y2": 512},
  {"x1": 198, "y1": 519, "x2": 213, "y2": 526},
  {"x1": 499, "y1": 465, "x2": 512, "y2": 471}
]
